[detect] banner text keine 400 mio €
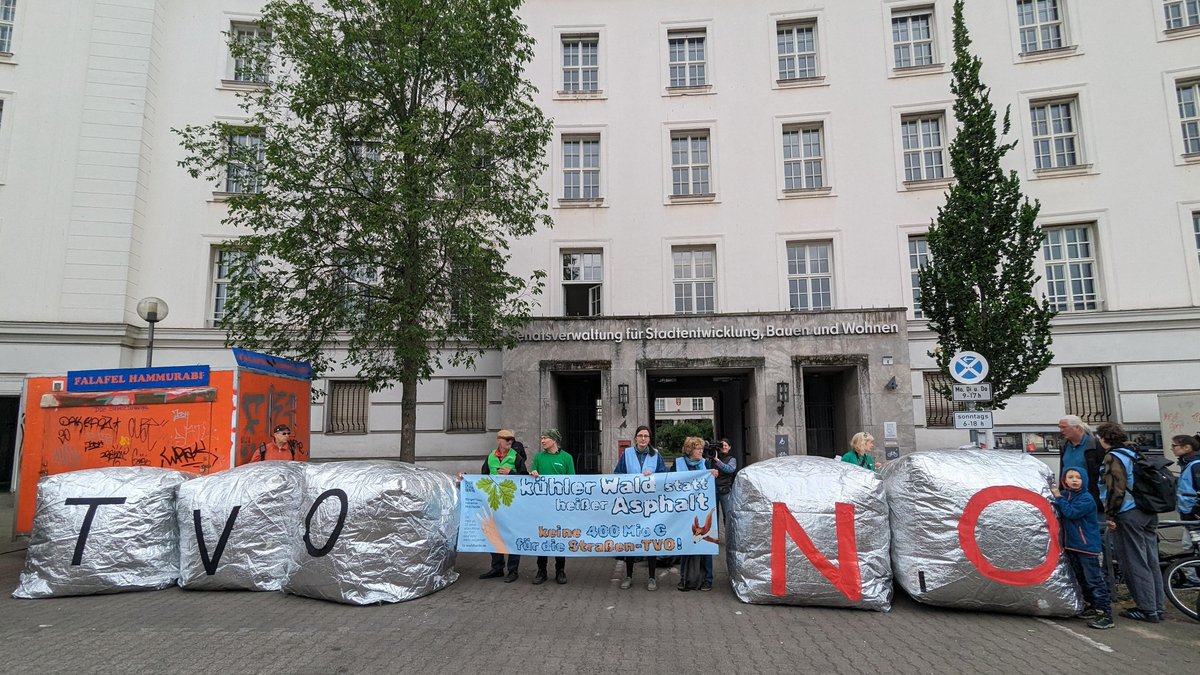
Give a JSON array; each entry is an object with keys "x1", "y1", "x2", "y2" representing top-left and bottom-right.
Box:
[{"x1": 457, "y1": 470, "x2": 719, "y2": 557}]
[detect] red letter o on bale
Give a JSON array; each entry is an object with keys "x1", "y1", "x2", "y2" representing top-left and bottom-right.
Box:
[{"x1": 957, "y1": 486, "x2": 1061, "y2": 587}]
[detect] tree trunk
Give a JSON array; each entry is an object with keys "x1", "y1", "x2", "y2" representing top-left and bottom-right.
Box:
[{"x1": 400, "y1": 369, "x2": 418, "y2": 463}]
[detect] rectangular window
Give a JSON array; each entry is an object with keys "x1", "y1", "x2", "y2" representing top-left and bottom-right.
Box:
[
  {"x1": 1030, "y1": 98, "x2": 1079, "y2": 169},
  {"x1": 211, "y1": 248, "x2": 247, "y2": 324},
  {"x1": 892, "y1": 8, "x2": 935, "y2": 68},
  {"x1": 447, "y1": 380, "x2": 487, "y2": 432},
  {"x1": 339, "y1": 262, "x2": 378, "y2": 324},
  {"x1": 692, "y1": 397, "x2": 704, "y2": 411},
  {"x1": 909, "y1": 236, "x2": 931, "y2": 318},
  {"x1": 667, "y1": 30, "x2": 707, "y2": 88},
  {"x1": 1178, "y1": 80, "x2": 1200, "y2": 155},
  {"x1": 673, "y1": 246, "x2": 716, "y2": 315},
  {"x1": 782, "y1": 124, "x2": 825, "y2": 190},
  {"x1": 0, "y1": 0, "x2": 14, "y2": 54},
  {"x1": 327, "y1": 380, "x2": 369, "y2": 434},
  {"x1": 670, "y1": 131, "x2": 711, "y2": 196},
  {"x1": 230, "y1": 22, "x2": 269, "y2": 83},
  {"x1": 1165, "y1": 0, "x2": 1200, "y2": 30},
  {"x1": 562, "y1": 136, "x2": 601, "y2": 200},
  {"x1": 1016, "y1": 0, "x2": 1064, "y2": 53},
  {"x1": 786, "y1": 242, "x2": 833, "y2": 311},
  {"x1": 923, "y1": 371, "x2": 965, "y2": 428},
  {"x1": 562, "y1": 251, "x2": 602, "y2": 317},
  {"x1": 1062, "y1": 367, "x2": 1112, "y2": 424},
  {"x1": 776, "y1": 21, "x2": 818, "y2": 80},
  {"x1": 1193, "y1": 211, "x2": 1200, "y2": 266},
  {"x1": 562, "y1": 34, "x2": 599, "y2": 92},
  {"x1": 901, "y1": 114, "x2": 946, "y2": 182},
  {"x1": 1042, "y1": 224, "x2": 1098, "y2": 311},
  {"x1": 226, "y1": 131, "x2": 264, "y2": 193},
  {"x1": 655, "y1": 398, "x2": 666, "y2": 413}
]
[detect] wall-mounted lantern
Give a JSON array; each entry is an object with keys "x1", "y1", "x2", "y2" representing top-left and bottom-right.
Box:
[
  {"x1": 618, "y1": 383, "x2": 629, "y2": 418},
  {"x1": 776, "y1": 381, "x2": 790, "y2": 415}
]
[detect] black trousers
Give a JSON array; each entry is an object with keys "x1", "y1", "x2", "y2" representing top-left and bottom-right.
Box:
[
  {"x1": 489, "y1": 553, "x2": 520, "y2": 573},
  {"x1": 625, "y1": 556, "x2": 656, "y2": 578},
  {"x1": 537, "y1": 556, "x2": 566, "y2": 572}
]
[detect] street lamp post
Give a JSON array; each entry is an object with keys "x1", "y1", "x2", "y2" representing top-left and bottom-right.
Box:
[{"x1": 136, "y1": 297, "x2": 169, "y2": 368}]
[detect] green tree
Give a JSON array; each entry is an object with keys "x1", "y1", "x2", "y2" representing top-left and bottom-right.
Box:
[
  {"x1": 917, "y1": 0, "x2": 1055, "y2": 409},
  {"x1": 176, "y1": 0, "x2": 552, "y2": 462},
  {"x1": 654, "y1": 420, "x2": 715, "y2": 460}
]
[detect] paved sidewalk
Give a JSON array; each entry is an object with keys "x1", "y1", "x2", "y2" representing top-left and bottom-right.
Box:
[{"x1": 0, "y1": 550, "x2": 1196, "y2": 674}]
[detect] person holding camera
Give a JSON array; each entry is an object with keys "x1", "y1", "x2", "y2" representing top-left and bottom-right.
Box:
[{"x1": 713, "y1": 438, "x2": 737, "y2": 526}]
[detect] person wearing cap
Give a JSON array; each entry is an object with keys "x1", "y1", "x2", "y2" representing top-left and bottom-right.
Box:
[
  {"x1": 257, "y1": 424, "x2": 298, "y2": 461},
  {"x1": 476, "y1": 429, "x2": 527, "y2": 582},
  {"x1": 530, "y1": 429, "x2": 575, "y2": 585}
]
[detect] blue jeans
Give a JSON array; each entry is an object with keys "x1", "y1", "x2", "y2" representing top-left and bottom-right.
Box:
[{"x1": 1067, "y1": 551, "x2": 1110, "y2": 614}]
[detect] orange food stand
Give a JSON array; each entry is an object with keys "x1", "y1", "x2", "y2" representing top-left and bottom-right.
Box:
[{"x1": 13, "y1": 350, "x2": 311, "y2": 536}]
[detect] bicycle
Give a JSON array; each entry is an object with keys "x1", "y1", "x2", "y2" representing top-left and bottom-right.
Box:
[{"x1": 1158, "y1": 519, "x2": 1200, "y2": 622}]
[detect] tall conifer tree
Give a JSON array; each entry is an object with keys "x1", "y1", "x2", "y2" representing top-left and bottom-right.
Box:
[{"x1": 918, "y1": 0, "x2": 1055, "y2": 408}]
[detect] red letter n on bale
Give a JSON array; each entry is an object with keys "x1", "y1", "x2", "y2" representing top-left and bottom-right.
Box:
[
  {"x1": 957, "y1": 486, "x2": 1061, "y2": 587},
  {"x1": 771, "y1": 502, "x2": 862, "y2": 602}
]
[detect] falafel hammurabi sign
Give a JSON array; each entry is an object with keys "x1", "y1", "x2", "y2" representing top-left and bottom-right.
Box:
[{"x1": 457, "y1": 471, "x2": 719, "y2": 557}]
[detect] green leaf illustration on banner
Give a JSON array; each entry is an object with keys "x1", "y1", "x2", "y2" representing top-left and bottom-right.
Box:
[
  {"x1": 498, "y1": 479, "x2": 517, "y2": 507},
  {"x1": 477, "y1": 478, "x2": 495, "y2": 492},
  {"x1": 487, "y1": 490, "x2": 501, "y2": 511}
]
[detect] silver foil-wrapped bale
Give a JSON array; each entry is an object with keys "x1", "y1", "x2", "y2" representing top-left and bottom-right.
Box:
[
  {"x1": 727, "y1": 455, "x2": 892, "y2": 612},
  {"x1": 284, "y1": 460, "x2": 459, "y2": 605},
  {"x1": 883, "y1": 449, "x2": 1081, "y2": 616},
  {"x1": 13, "y1": 467, "x2": 189, "y2": 598},
  {"x1": 176, "y1": 461, "x2": 305, "y2": 591}
]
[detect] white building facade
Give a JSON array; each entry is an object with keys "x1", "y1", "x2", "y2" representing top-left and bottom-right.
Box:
[{"x1": 1, "y1": 0, "x2": 1198, "y2": 485}]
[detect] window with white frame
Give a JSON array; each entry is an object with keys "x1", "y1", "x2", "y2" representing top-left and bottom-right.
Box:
[
  {"x1": 670, "y1": 131, "x2": 711, "y2": 197},
  {"x1": 211, "y1": 248, "x2": 249, "y2": 324},
  {"x1": 901, "y1": 113, "x2": 946, "y2": 182},
  {"x1": 230, "y1": 22, "x2": 269, "y2": 84},
  {"x1": 673, "y1": 247, "x2": 716, "y2": 315},
  {"x1": 782, "y1": 124, "x2": 825, "y2": 190},
  {"x1": 908, "y1": 236, "x2": 931, "y2": 318},
  {"x1": 1164, "y1": 0, "x2": 1200, "y2": 30},
  {"x1": 339, "y1": 262, "x2": 378, "y2": 324},
  {"x1": 446, "y1": 379, "x2": 487, "y2": 432},
  {"x1": 655, "y1": 398, "x2": 666, "y2": 413},
  {"x1": 562, "y1": 34, "x2": 599, "y2": 93},
  {"x1": 327, "y1": 380, "x2": 369, "y2": 434},
  {"x1": 1193, "y1": 211, "x2": 1200, "y2": 266},
  {"x1": 667, "y1": 30, "x2": 707, "y2": 88},
  {"x1": 891, "y1": 7, "x2": 935, "y2": 68},
  {"x1": 0, "y1": 1, "x2": 14, "y2": 54},
  {"x1": 776, "y1": 20, "x2": 818, "y2": 80},
  {"x1": 786, "y1": 242, "x2": 833, "y2": 311},
  {"x1": 226, "y1": 130, "x2": 264, "y2": 193},
  {"x1": 1042, "y1": 224, "x2": 1098, "y2": 312},
  {"x1": 1015, "y1": 0, "x2": 1065, "y2": 53},
  {"x1": 1178, "y1": 80, "x2": 1200, "y2": 155},
  {"x1": 1030, "y1": 98, "x2": 1080, "y2": 169},
  {"x1": 562, "y1": 250, "x2": 602, "y2": 317},
  {"x1": 562, "y1": 135, "x2": 601, "y2": 200},
  {"x1": 692, "y1": 397, "x2": 703, "y2": 411}
]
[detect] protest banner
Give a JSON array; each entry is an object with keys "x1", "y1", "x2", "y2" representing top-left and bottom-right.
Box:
[{"x1": 457, "y1": 470, "x2": 718, "y2": 557}]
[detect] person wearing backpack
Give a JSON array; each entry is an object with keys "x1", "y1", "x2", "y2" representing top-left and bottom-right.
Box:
[
  {"x1": 1096, "y1": 422, "x2": 1165, "y2": 623},
  {"x1": 1170, "y1": 434, "x2": 1200, "y2": 522}
]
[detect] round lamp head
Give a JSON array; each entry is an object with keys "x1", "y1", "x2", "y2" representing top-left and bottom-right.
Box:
[{"x1": 136, "y1": 296, "x2": 169, "y2": 323}]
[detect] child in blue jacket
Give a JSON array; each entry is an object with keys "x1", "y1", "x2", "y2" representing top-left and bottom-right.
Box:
[{"x1": 1051, "y1": 467, "x2": 1113, "y2": 629}]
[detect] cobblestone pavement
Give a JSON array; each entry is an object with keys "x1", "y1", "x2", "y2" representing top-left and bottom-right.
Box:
[{"x1": 0, "y1": 548, "x2": 1196, "y2": 675}]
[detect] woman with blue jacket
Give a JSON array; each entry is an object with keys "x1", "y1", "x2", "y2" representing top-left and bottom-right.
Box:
[{"x1": 614, "y1": 425, "x2": 668, "y2": 590}]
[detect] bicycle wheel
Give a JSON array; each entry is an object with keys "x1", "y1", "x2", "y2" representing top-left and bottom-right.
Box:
[{"x1": 1163, "y1": 556, "x2": 1200, "y2": 622}]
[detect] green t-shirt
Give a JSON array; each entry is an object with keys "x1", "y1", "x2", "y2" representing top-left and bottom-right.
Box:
[
  {"x1": 532, "y1": 449, "x2": 576, "y2": 476},
  {"x1": 841, "y1": 450, "x2": 876, "y2": 471}
]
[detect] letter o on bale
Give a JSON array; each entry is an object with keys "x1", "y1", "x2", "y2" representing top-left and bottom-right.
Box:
[
  {"x1": 958, "y1": 486, "x2": 1061, "y2": 587},
  {"x1": 284, "y1": 461, "x2": 460, "y2": 605}
]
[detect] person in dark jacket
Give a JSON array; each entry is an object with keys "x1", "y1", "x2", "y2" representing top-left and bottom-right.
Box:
[{"x1": 1051, "y1": 467, "x2": 1112, "y2": 629}]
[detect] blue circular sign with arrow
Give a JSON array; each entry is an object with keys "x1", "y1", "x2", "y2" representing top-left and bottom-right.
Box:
[{"x1": 949, "y1": 351, "x2": 989, "y2": 385}]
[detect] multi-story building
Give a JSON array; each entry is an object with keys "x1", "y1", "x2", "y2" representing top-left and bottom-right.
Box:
[{"x1": 1, "y1": 0, "x2": 1198, "y2": 486}]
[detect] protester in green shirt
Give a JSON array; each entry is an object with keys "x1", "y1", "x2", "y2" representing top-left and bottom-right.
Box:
[
  {"x1": 841, "y1": 432, "x2": 877, "y2": 471},
  {"x1": 530, "y1": 428, "x2": 574, "y2": 585}
]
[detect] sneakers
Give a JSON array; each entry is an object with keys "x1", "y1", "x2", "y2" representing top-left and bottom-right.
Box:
[
  {"x1": 1118, "y1": 608, "x2": 1161, "y2": 623},
  {"x1": 504, "y1": 571, "x2": 519, "y2": 583},
  {"x1": 1088, "y1": 615, "x2": 1114, "y2": 630},
  {"x1": 620, "y1": 576, "x2": 633, "y2": 590},
  {"x1": 677, "y1": 581, "x2": 689, "y2": 592},
  {"x1": 556, "y1": 570, "x2": 567, "y2": 585},
  {"x1": 1078, "y1": 608, "x2": 1104, "y2": 621},
  {"x1": 700, "y1": 582, "x2": 713, "y2": 592},
  {"x1": 479, "y1": 569, "x2": 504, "y2": 580},
  {"x1": 532, "y1": 570, "x2": 548, "y2": 585},
  {"x1": 647, "y1": 578, "x2": 658, "y2": 591}
]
